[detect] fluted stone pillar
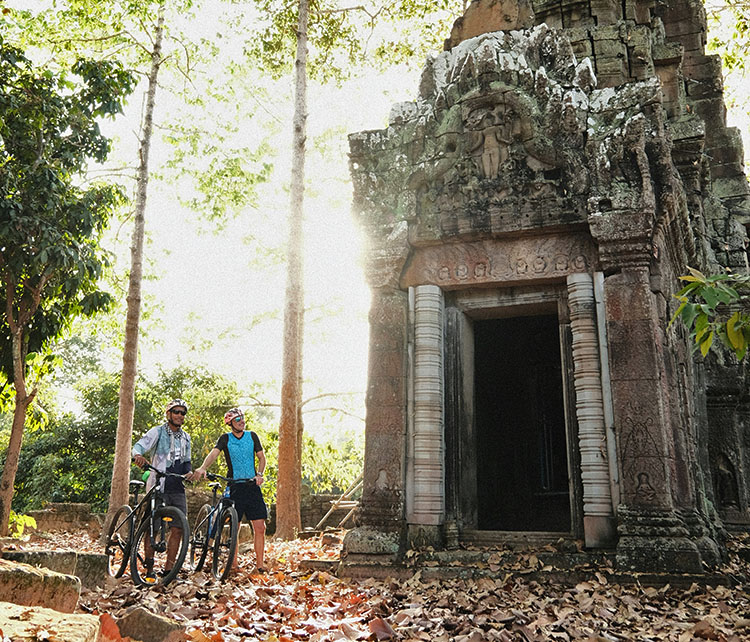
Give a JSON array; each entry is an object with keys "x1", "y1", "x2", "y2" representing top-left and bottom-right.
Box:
[
  {"x1": 406, "y1": 285, "x2": 445, "y2": 544},
  {"x1": 567, "y1": 273, "x2": 616, "y2": 547}
]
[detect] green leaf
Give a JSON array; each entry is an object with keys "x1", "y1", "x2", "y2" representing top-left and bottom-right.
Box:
[
  {"x1": 726, "y1": 310, "x2": 744, "y2": 350},
  {"x1": 701, "y1": 286, "x2": 720, "y2": 309},
  {"x1": 679, "y1": 302, "x2": 699, "y2": 329},
  {"x1": 700, "y1": 331, "x2": 714, "y2": 357}
]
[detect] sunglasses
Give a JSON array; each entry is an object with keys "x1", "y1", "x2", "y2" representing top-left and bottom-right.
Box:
[
  {"x1": 170, "y1": 409, "x2": 187, "y2": 416},
  {"x1": 232, "y1": 416, "x2": 244, "y2": 423}
]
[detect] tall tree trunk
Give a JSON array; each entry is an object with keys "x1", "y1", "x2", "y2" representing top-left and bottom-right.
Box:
[
  {"x1": 0, "y1": 328, "x2": 36, "y2": 536},
  {"x1": 104, "y1": 5, "x2": 165, "y2": 530},
  {"x1": 276, "y1": 0, "x2": 308, "y2": 540}
]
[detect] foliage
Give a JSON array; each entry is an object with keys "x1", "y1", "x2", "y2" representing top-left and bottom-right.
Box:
[
  {"x1": 4, "y1": 362, "x2": 362, "y2": 512},
  {"x1": 0, "y1": 34, "x2": 134, "y2": 382},
  {"x1": 706, "y1": 0, "x2": 749, "y2": 73},
  {"x1": 302, "y1": 431, "x2": 363, "y2": 494},
  {"x1": 7, "y1": 511, "x2": 36, "y2": 538},
  {"x1": 248, "y1": 0, "x2": 463, "y2": 82},
  {"x1": 670, "y1": 267, "x2": 750, "y2": 360}
]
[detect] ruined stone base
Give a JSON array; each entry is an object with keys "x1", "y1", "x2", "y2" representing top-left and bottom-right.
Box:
[
  {"x1": 340, "y1": 525, "x2": 401, "y2": 576},
  {"x1": 336, "y1": 532, "x2": 741, "y2": 586},
  {"x1": 583, "y1": 515, "x2": 617, "y2": 548},
  {"x1": 615, "y1": 507, "x2": 712, "y2": 573},
  {"x1": 407, "y1": 523, "x2": 443, "y2": 549}
]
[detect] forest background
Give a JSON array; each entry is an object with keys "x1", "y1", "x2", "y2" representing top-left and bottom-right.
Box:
[{"x1": 0, "y1": 0, "x2": 748, "y2": 525}]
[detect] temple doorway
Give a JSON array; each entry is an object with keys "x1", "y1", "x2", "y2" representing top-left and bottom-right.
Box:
[{"x1": 473, "y1": 314, "x2": 572, "y2": 532}]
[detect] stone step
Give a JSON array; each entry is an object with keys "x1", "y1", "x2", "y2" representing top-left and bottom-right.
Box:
[
  {"x1": 0, "y1": 601, "x2": 101, "y2": 642},
  {"x1": 0, "y1": 559, "x2": 81, "y2": 613},
  {"x1": 1, "y1": 550, "x2": 108, "y2": 589}
]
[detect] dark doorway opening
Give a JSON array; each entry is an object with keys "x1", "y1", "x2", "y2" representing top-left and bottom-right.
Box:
[{"x1": 474, "y1": 314, "x2": 570, "y2": 531}]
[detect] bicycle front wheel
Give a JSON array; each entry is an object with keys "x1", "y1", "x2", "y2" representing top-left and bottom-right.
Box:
[
  {"x1": 130, "y1": 505, "x2": 189, "y2": 587},
  {"x1": 212, "y1": 505, "x2": 238, "y2": 581},
  {"x1": 105, "y1": 505, "x2": 133, "y2": 578},
  {"x1": 189, "y1": 503, "x2": 212, "y2": 572}
]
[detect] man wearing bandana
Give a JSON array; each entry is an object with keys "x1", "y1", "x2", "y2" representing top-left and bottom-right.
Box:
[{"x1": 132, "y1": 398, "x2": 193, "y2": 578}]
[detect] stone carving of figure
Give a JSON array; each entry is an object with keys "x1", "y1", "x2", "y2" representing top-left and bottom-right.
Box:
[
  {"x1": 635, "y1": 471, "x2": 656, "y2": 502},
  {"x1": 468, "y1": 108, "x2": 514, "y2": 179}
]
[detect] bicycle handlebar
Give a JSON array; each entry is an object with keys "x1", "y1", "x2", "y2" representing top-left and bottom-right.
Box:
[
  {"x1": 135, "y1": 461, "x2": 190, "y2": 480},
  {"x1": 206, "y1": 472, "x2": 257, "y2": 485}
]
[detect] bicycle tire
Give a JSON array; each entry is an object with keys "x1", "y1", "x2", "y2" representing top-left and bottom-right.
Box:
[
  {"x1": 212, "y1": 505, "x2": 238, "y2": 581},
  {"x1": 105, "y1": 505, "x2": 133, "y2": 578},
  {"x1": 130, "y1": 505, "x2": 189, "y2": 587},
  {"x1": 189, "y1": 503, "x2": 212, "y2": 572}
]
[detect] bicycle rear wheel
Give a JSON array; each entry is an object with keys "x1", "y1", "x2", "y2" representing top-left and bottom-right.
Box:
[
  {"x1": 130, "y1": 506, "x2": 189, "y2": 587},
  {"x1": 105, "y1": 505, "x2": 133, "y2": 578},
  {"x1": 212, "y1": 505, "x2": 238, "y2": 581},
  {"x1": 189, "y1": 503, "x2": 212, "y2": 572}
]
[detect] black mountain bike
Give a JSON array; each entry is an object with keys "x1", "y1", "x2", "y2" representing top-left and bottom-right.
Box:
[
  {"x1": 189, "y1": 473, "x2": 244, "y2": 581},
  {"x1": 104, "y1": 464, "x2": 190, "y2": 586}
]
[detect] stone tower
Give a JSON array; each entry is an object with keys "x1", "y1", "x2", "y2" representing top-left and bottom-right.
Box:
[{"x1": 344, "y1": 0, "x2": 750, "y2": 573}]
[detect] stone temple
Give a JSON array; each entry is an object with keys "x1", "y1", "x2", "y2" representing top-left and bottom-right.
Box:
[{"x1": 343, "y1": 0, "x2": 750, "y2": 573}]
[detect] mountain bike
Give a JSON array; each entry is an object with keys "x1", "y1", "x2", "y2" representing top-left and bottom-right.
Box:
[
  {"x1": 189, "y1": 473, "x2": 244, "y2": 581},
  {"x1": 104, "y1": 463, "x2": 190, "y2": 587}
]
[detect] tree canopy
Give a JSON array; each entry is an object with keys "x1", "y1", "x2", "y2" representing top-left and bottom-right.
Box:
[{"x1": 0, "y1": 36, "x2": 134, "y2": 386}]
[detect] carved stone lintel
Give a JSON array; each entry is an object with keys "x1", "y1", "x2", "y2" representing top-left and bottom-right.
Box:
[{"x1": 402, "y1": 234, "x2": 596, "y2": 289}]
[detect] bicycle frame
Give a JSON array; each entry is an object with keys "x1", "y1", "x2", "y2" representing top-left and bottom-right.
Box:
[
  {"x1": 106, "y1": 463, "x2": 189, "y2": 585},
  {"x1": 117, "y1": 467, "x2": 171, "y2": 542},
  {"x1": 189, "y1": 473, "x2": 250, "y2": 579}
]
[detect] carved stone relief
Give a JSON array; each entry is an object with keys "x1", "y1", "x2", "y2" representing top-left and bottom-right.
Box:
[
  {"x1": 619, "y1": 401, "x2": 668, "y2": 506},
  {"x1": 402, "y1": 234, "x2": 595, "y2": 288}
]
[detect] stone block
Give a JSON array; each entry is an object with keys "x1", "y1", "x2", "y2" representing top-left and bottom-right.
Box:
[
  {"x1": 342, "y1": 526, "x2": 399, "y2": 556},
  {"x1": 117, "y1": 607, "x2": 187, "y2": 642},
  {"x1": 1, "y1": 550, "x2": 77, "y2": 575},
  {"x1": 364, "y1": 405, "x2": 404, "y2": 436},
  {"x1": 75, "y1": 553, "x2": 109, "y2": 589},
  {"x1": 0, "y1": 601, "x2": 100, "y2": 642},
  {"x1": 1, "y1": 550, "x2": 110, "y2": 590},
  {"x1": 238, "y1": 522, "x2": 253, "y2": 545},
  {"x1": 602, "y1": 269, "x2": 654, "y2": 321},
  {"x1": 0, "y1": 558, "x2": 80, "y2": 613}
]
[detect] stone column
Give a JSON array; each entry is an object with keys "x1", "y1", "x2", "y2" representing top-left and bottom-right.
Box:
[
  {"x1": 602, "y1": 265, "x2": 703, "y2": 572},
  {"x1": 406, "y1": 285, "x2": 445, "y2": 546},
  {"x1": 567, "y1": 273, "x2": 615, "y2": 547},
  {"x1": 357, "y1": 287, "x2": 409, "y2": 531}
]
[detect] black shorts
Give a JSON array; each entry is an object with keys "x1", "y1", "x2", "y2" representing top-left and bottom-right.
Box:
[
  {"x1": 162, "y1": 491, "x2": 187, "y2": 517},
  {"x1": 231, "y1": 482, "x2": 268, "y2": 522}
]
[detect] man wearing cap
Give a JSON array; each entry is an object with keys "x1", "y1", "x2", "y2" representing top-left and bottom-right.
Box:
[
  {"x1": 132, "y1": 399, "x2": 193, "y2": 578},
  {"x1": 193, "y1": 407, "x2": 267, "y2": 573}
]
